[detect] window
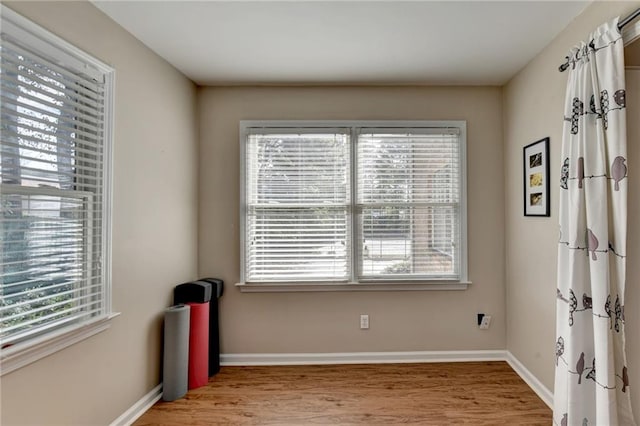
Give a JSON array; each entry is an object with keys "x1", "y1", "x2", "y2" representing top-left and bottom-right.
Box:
[
  {"x1": 0, "y1": 7, "x2": 114, "y2": 372},
  {"x1": 240, "y1": 121, "x2": 467, "y2": 291}
]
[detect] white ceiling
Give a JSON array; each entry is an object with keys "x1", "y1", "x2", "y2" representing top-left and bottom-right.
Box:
[{"x1": 92, "y1": 1, "x2": 590, "y2": 86}]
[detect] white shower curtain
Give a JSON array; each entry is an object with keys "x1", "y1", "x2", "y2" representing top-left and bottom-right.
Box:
[{"x1": 554, "y1": 18, "x2": 636, "y2": 426}]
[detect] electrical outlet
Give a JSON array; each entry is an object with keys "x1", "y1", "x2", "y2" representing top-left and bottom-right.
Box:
[
  {"x1": 479, "y1": 315, "x2": 492, "y2": 330},
  {"x1": 360, "y1": 314, "x2": 369, "y2": 329}
]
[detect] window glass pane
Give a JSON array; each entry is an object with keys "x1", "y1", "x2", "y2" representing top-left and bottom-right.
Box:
[
  {"x1": 246, "y1": 207, "x2": 349, "y2": 281},
  {"x1": 245, "y1": 131, "x2": 351, "y2": 282},
  {"x1": 0, "y1": 191, "x2": 99, "y2": 340},
  {"x1": 247, "y1": 133, "x2": 349, "y2": 205},
  {"x1": 359, "y1": 205, "x2": 459, "y2": 279},
  {"x1": 357, "y1": 132, "x2": 459, "y2": 204},
  {"x1": 357, "y1": 131, "x2": 461, "y2": 280}
]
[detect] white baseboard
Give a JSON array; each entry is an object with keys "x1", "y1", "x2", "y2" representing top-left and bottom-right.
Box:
[
  {"x1": 221, "y1": 350, "x2": 507, "y2": 366},
  {"x1": 110, "y1": 384, "x2": 163, "y2": 426},
  {"x1": 506, "y1": 351, "x2": 553, "y2": 408}
]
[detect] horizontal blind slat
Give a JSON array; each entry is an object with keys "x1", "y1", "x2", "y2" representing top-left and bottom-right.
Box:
[
  {"x1": 1, "y1": 39, "x2": 104, "y2": 91},
  {"x1": 1, "y1": 102, "x2": 104, "y2": 143},
  {"x1": 1, "y1": 305, "x2": 103, "y2": 336},
  {"x1": 1, "y1": 84, "x2": 105, "y2": 133},
  {"x1": 0, "y1": 309, "x2": 105, "y2": 346},
  {"x1": 1, "y1": 136, "x2": 103, "y2": 163},
  {"x1": 0, "y1": 149, "x2": 103, "y2": 175},
  {"x1": 2, "y1": 289, "x2": 105, "y2": 322},
  {"x1": 1, "y1": 59, "x2": 104, "y2": 106},
  {"x1": 2, "y1": 269, "x2": 104, "y2": 289}
]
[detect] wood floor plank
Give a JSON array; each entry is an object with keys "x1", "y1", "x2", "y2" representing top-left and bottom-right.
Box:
[{"x1": 135, "y1": 361, "x2": 551, "y2": 425}]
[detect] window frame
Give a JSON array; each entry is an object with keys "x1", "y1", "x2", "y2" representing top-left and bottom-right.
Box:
[
  {"x1": 239, "y1": 120, "x2": 469, "y2": 292},
  {"x1": 0, "y1": 5, "x2": 117, "y2": 375}
]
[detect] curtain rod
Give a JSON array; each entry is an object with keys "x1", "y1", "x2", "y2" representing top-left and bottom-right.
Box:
[{"x1": 558, "y1": 7, "x2": 640, "y2": 72}]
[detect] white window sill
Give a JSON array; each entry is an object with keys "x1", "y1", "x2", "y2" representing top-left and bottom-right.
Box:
[
  {"x1": 0, "y1": 313, "x2": 120, "y2": 376},
  {"x1": 236, "y1": 281, "x2": 471, "y2": 293}
]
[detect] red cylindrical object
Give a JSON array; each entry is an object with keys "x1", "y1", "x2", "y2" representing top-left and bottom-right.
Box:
[{"x1": 187, "y1": 301, "x2": 210, "y2": 389}]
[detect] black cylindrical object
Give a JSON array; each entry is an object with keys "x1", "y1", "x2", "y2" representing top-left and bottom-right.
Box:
[
  {"x1": 173, "y1": 279, "x2": 224, "y2": 377},
  {"x1": 200, "y1": 278, "x2": 224, "y2": 376},
  {"x1": 174, "y1": 281, "x2": 212, "y2": 304}
]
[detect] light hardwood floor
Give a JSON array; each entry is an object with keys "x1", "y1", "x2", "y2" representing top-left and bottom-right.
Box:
[{"x1": 135, "y1": 362, "x2": 551, "y2": 425}]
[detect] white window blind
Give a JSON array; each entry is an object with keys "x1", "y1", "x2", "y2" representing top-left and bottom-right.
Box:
[
  {"x1": 357, "y1": 129, "x2": 461, "y2": 280},
  {"x1": 244, "y1": 130, "x2": 351, "y2": 282},
  {"x1": 241, "y1": 121, "x2": 466, "y2": 287},
  {"x1": 0, "y1": 10, "x2": 113, "y2": 349}
]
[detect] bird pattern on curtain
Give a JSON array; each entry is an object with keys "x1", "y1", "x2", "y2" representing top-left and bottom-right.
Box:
[{"x1": 554, "y1": 18, "x2": 636, "y2": 426}]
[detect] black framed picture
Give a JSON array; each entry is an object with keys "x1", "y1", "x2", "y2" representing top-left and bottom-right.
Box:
[{"x1": 523, "y1": 137, "x2": 550, "y2": 217}]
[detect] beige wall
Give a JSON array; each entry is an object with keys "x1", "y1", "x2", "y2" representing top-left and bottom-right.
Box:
[
  {"x1": 625, "y1": 37, "x2": 640, "y2": 66},
  {"x1": 503, "y1": 0, "x2": 640, "y2": 416},
  {"x1": 198, "y1": 86, "x2": 506, "y2": 354},
  {"x1": 0, "y1": 2, "x2": 199, "y2": 425}
]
